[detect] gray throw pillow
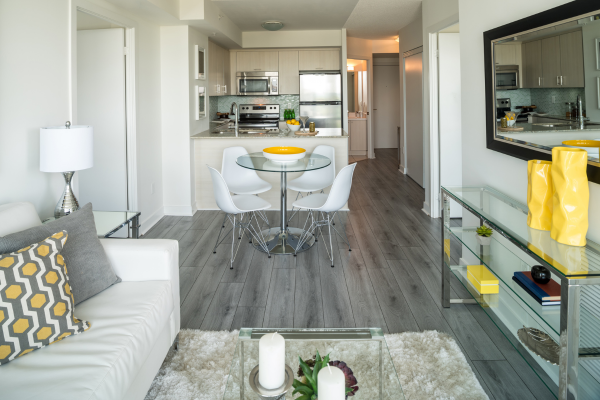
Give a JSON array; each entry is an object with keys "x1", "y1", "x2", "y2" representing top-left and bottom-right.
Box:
[{"x1": 0, "y1": 203, "x2": 120, "y2": 304}]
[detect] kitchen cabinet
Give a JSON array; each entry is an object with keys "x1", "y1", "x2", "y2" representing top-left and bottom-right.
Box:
[
  {"x1": 521, "y1": 31, "x2": 584, "y2": 89},
  {"x1": 230, "y1": 52, "x2": 237, "y2": 94},
  {"x1": 541, "y1": 36, "x2": 561, "y2": 88},
  {"x1": 299, "y1": 50, "x2": 340, "y2": 71},
  {"x1": 522, "y1": 40, "x2": 543, "y2": 88},
  {"x1": 559, "y1": 30, "x2": 584, "y2": 88},
  {"x1": 278, "y1": 51, "x2": 299, "y2": 94},
  {"x1": 236, "y1": 51, "x2": 279, "y2": 72},
  {"x1": 495, "y1": 44, "x2": 521, "y2": 65},
  {"x1": 208, "y1": 40, "x2": 230, "y2": 96},
  {"x1": 349, "y1": 119, "x2": 367, "y2": 152}
]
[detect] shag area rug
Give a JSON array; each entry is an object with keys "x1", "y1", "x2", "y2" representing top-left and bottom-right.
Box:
[{"x1": 145, "y1": 329, "x2": 488, "y2": 400}]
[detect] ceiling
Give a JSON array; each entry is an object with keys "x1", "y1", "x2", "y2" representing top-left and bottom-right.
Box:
[
  {"x1": 211, "y1": 0, "x2": 360, "y2": 32},
  {"x1": 343, "y1": 0, "x2": 421, "y2": 39},
  {"x1": 211, "y1": 0, "x2": 422, "y2": 40}
]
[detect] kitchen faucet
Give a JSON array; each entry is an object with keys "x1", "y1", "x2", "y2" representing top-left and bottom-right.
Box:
[
  {"x1": 577, "y1": 95, "x2": 584, "y2": 130},
  {"x1": 230, "y1": 102, "x2": 239, "y2": 136}
]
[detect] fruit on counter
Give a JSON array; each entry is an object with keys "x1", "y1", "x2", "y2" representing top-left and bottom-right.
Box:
[{"x1": 287, "y1": 119, "x2": 300, "y2": 125}]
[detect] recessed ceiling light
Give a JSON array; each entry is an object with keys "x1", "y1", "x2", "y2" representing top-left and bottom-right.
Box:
[{"x1": 261, "y1": 21, "x2": 284, "y2": 31}]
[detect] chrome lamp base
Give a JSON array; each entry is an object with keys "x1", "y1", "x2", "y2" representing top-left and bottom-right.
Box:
[{"x1": 54, "y1": 171, "x2": 80, "y2": 219}]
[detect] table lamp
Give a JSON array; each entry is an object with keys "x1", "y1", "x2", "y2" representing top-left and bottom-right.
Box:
[{"x1": 40, "y1": 121, "x2": 93, "y2": 218}]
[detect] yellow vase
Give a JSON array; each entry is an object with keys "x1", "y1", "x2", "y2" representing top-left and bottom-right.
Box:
[
  {"x1": 550, "y1": 147, "x2": 589, "y2": 247},
  {"x1": 527, "y1": 160, "x2": 553, "y2": 231}
]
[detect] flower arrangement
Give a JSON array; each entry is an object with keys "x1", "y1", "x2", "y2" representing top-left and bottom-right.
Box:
[{"x1": 292, "y1": 351, "x2": 359, "y2": 400}]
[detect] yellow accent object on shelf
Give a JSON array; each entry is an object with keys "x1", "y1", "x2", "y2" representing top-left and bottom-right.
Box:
[
  {"x1": 550, "y1": 147, "x2": 589, "y2": 247},
  {"x1": 263, "y1": 146, "x2": 305, "y2": 155},
  {"x1": 467, "y1": 265, "x2": 499, "y2": 294},
  {"x1": 562, "y1": 139, "x2": 600, "y2": 149},
  {"x1": 527, "y1": 160, "x2": 553, "y2": 231}
]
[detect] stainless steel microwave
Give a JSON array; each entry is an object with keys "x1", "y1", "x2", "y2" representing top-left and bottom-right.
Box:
[
  {"x1": 236, "y1": 72, "x2": 279, "y2": 96},
  {"x1": 495, "y1": 65, "x2": 519, "y2": 90}
]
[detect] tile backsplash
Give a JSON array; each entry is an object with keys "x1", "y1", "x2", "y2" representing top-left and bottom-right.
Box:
[
  {"x1": 496, "y1": 88, "x2": 586, "y2": 116},
  {"x1": 209, "y1": 95, "x2": 300, "y2": 120}
]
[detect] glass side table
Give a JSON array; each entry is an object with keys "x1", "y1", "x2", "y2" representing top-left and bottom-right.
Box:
[
  {"x1": 222, "y1": 328, "x2": 404, "y2": 400},
  {"x1": 43, "y1": 210, "x2": 141, "y2": 238}
]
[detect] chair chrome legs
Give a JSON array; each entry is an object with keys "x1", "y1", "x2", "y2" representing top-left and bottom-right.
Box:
[
  {"x1": 294, "y1": 211, "x2": 351, "y2": 267},
  {"x1": 213, "y1": 211, "x2": 272, "y2": 269}
]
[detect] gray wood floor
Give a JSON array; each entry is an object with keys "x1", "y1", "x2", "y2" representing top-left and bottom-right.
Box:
[{"x1": 144, "y1": 149, "x2": 557, "y2": 400}]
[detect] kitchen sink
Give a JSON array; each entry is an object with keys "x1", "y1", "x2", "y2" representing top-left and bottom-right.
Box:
[{"x1": 532, "y1": 123, "x2": 572, "y2": 127}]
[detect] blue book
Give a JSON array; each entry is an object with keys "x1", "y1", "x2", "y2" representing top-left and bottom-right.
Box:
[
  {"x1": 512, "y1": 277, "x2": 560, "y2": 306},
  {"x1": 514, "y1": 272, "x2": 551, "y2": 301}
]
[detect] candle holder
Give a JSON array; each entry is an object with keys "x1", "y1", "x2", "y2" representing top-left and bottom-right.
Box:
[{"x1": 249, "y1": 364, "x2": 294, "y2": 400}]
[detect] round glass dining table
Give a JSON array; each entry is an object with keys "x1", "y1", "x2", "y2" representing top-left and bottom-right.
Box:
[{"x1": 236, "y1": 152, "x2": 331, "y2": 255}]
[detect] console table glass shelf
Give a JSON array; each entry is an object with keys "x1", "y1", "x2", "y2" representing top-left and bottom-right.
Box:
[{"x1": 441, "y1": 186, "x2": 600, "y2": 400}]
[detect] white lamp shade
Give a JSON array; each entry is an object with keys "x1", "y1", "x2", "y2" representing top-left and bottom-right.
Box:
[{"x1": 40, "y1": 125, "x2": 93, "y2": 172}]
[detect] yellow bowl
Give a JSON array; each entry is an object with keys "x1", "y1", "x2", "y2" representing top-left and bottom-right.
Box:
[
  {"x1": 263, "y1": 146, "x2": 306, "y2": 155},
  {"x1": 263, "y1": 146, "x2": 306, "y2": 163},
  {"x1": 562, "y1": 140, "x2": 600, "y2": 148}
]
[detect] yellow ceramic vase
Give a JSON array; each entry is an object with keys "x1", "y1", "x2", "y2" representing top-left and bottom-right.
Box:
[
  {"x1": 550, "y1": 147, "x2": 589, "y2": 247},
  {"x1": 527, "y1": 160, "x2": 553, "y2": 231}
]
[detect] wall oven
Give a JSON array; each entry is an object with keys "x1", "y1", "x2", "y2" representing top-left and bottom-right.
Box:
[
  {"x1": 236, "y1": 72, "x2": 279, "y2": 96},
  {"x1": 495, "y1": 65, "x2": 519, "y2": 90}
]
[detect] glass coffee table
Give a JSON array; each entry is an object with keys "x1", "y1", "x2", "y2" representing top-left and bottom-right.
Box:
[{"x1": 222, "y1": 328, "x2": 404, "y2": 400}]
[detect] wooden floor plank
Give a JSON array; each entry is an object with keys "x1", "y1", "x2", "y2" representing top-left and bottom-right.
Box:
[
  {"x1": 472, "y1": 360, "x2": 537, "y2": 400},
  {"x1": 263, "y1": 268, "x2": 295, "y2": 328},
  {"x1": 178, "y1": 229, "x2": 206, "y2": 266},
  {"x1": 318, "y1": 242, "x2": 355, "y2": 328},
  {"x1": 294, "y1": 241, "x2": 324, "y2": 328},
  {"x1": 179, "y1": 266, "x2": 203, "y2": 305},
  {"x1": 231, "y1": 307, "x2": 265, "y2": 330},
  {"x1": 199, "y1": 282, "x2": 244, "y2": 331},
  {"x1": 238, "y1": 250, "x2": 275, "y2": 307},
  {"x1": 182, "y1": 214, "x2": 227, "y2": 267},
  {"x1": 347, "y1": 209, "x2": 389, "y2": 269}
]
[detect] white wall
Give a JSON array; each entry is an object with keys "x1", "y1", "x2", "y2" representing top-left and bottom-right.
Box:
[
  {"x1": 583, "y1": 20, "x2": 600, "y2": 122},
  {"x1": 242, "y1": 30, "x2": 342, "y2": 48},
  {"x1": 458, "y1": 0, "x2": 600, "y2": 243},
  {"x1": 0, "y1": 0, "x2": 69, "y2": 217},
  {"x1": 373, "y1": 40, "x2": 400, "y2": 53}
]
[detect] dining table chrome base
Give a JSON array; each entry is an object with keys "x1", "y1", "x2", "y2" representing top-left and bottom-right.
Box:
[{"x1": 252, "y1": 227, "x2": 315, "y2": 255}]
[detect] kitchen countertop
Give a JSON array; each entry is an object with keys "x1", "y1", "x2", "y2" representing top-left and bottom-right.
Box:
[
  {"x1": 498, "y1": 122, "x2": 600, "y2": 134},
  {"x1": 191, "y1": 120, "x2": 348, "y2": 139}
]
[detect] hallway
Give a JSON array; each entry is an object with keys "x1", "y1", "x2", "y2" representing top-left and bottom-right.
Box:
[{"x1": 144, "y1": 149, "x2": 556, "y2": 399}]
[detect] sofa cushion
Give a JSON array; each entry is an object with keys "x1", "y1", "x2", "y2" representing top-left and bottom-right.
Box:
[
  {"x1": 0, "y1": 280, "x2": 173, "y2": 399},
  {"x1": 0, "y1": 231, "x2": 90, "y2": 365},
  {"x1": 0, "y1": 203, "x2": 120, "y2": 304},
  {"x1": 0, "y1": 202, "x2": 42, "y2": 236}
]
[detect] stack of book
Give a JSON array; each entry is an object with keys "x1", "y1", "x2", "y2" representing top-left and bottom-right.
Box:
[{"x1": 512, "y1": 271, "x2": 561, "y2": 306}]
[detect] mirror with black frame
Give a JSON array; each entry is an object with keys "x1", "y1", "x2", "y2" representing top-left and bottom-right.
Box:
[{"x1": 485, "y1": 1, "x2": 600, "y2": 183}]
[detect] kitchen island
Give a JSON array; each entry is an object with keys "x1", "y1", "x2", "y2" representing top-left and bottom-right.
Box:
[{"x1": 192, "y1": 121, "x2": 349, "y2": 210}]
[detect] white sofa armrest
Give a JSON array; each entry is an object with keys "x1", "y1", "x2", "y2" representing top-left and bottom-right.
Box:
[{"x1": 100, "y1": 239, "x2": 180, "y2": 337}]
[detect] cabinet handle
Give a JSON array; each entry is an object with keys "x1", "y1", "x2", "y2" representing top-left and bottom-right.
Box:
[
  {"x1": 217, "y1": 84, "x2": 220, "y2": 94},
  {"x1": 539, "y1": 77, "x2": 541, "y2": 86},
  {"x1": 557, "y1": 76, "x2": 559, "y2": 86},
  {"x1": 223, "y1": 85, "x2": 227, "y2": 94},
  {"x1": 561, "y1": 76, "x2": 563, "y2": 86}
]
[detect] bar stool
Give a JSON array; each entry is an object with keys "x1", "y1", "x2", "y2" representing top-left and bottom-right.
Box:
[
  {"x1": 207, "y1": 165, "x2": 272, "y2": 269},
  {"x1": 292, "y1": 163, "x2": 357, "y2": 267}
]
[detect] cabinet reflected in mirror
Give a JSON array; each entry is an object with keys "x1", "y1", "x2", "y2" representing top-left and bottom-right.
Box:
[
  {"x1": 492, "y1": 13, "x2": 600, "y2": 164},
  {"x1": 347, "y1": 59, "x2": 368, "y2": 118}
]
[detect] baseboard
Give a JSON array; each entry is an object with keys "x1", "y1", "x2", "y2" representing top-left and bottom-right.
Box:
[
  {"x1": 140, "y1": 206, "x2": 164, "y2": 236},
  {"x1": 399, "y1": 164, "x2": 407, "y2": 174},
  {"x1": 422, "y1": 202, "x2": 431, "y2": 216},
  {"x1": 163, "y1": 205, "x2": 194, "y2": 216}
]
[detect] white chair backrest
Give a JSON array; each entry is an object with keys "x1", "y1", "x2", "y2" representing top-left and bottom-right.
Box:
[
  {"x1": 221, "y1": 146, "x2": 259, "y2": 190},
  {"x1": 320, "y1": 163, "x2": 357, "y2": 213},
  {"x1": 312, "y1": 145, "x2": 336, "y2": 186},
  {"x1": 207, "y1": 165, "x2": 240, "y2": 215}
]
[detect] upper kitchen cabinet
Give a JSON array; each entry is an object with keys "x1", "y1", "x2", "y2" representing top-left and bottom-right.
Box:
[
  {"x1": 559, "y1": 30, "x2": 584, "y2": 88},
  {"x1": 299, "y1": 50, "x2": 340, "y2": 71},
  {"x1": 521, "y1": 30, "x2": 584, "y2": 89},
  {"x1": 237, "y1": 51, "x2": 279, "y2": 72},
  {"x1": 278, "y1": 51, "x2": 299, "y2": 95},
  {"x1": 208, "y1": 40, "x2": 230, "y2": 96},
  {"x1": 495, "y1": 43, "x2": 521, "y2": 66}
]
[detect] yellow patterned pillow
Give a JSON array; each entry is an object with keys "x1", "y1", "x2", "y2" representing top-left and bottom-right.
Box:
[{"x1": 0, "y1": 231, "x2": 90, "y2": 365}]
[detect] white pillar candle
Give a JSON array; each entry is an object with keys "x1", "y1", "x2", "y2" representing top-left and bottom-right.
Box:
[
  {"x1": 318, "y1": 365, "x2": 345, "y2": 400},
  {"x1": 258, "y1": 332, "x2": 285, "y2": 390}
]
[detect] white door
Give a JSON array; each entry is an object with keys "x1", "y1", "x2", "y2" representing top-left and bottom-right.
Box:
[
  {"x1": 404, "y1": 53, "x2": 423, "y2": 187},
  {"x1": 373, "y1": 65, "x2": 400, "y2": 149},
  {"x1": 439, "y1": 33, "x2": 463, "y2": 218},
  {"x1": 77, "y1": 28, "x2": 128, "y2": 211}
]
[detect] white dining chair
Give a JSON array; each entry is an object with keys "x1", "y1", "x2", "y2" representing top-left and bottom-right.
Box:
[
  {"x1": 292, "y1": 163, "x2": 357, "y2": 267},
  {"x1": 207, "y1": 165, "x2": 272, "y2": 269},
  {"x1": 221, "y1": 146, "x2": 272, "y2": 235},
  {"x1": 287, "y1": 145, "x2": 335, "y2": 225}
]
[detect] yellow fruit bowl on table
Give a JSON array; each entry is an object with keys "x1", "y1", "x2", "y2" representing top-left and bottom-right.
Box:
[
  {"x1": 263, "y1": 146, "x2": 306, "y2": 163},
  {"x1": 286, "y1": 119, "x2": 301, "y2": 132}
]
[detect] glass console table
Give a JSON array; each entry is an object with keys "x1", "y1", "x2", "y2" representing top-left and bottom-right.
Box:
[
  {"x1": 43, "y1": 211, "x2": 141, "y2": 238},
  {"x1": 222, "y1": 328, "x2": 403, "y2": 400},
  {"x1": 441, "y1": 186, "x2": 600, "y2": 400}
]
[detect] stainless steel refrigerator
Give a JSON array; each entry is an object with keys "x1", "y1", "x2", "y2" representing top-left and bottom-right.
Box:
[{"x1": 299, "y1": 73, "x2": 342, "y2": 128}]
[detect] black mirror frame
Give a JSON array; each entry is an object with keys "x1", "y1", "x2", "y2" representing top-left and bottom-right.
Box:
[{"x1": 484, "y1": 0, "x2": 600, "y2": 184}]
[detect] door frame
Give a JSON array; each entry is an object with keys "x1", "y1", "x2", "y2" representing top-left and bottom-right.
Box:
[
  {"x1": 70, "y1": 1, "x2": 138, "y2": 212},
  {"x1": 346, "y1": 55, "x2": 374, "y2": 159}
]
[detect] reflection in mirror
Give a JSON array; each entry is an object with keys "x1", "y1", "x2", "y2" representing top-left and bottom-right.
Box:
[
  {"x1": 493, "y1": 13, "x2": 600, "y2": 163},
  {"x1": 347, "y1": 71, "x2": 355, "y2": 112}
]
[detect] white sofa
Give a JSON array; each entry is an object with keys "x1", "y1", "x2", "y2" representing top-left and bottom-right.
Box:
[{"x1": 0, "y1": 202, "x2": 180, "y2": 400}]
